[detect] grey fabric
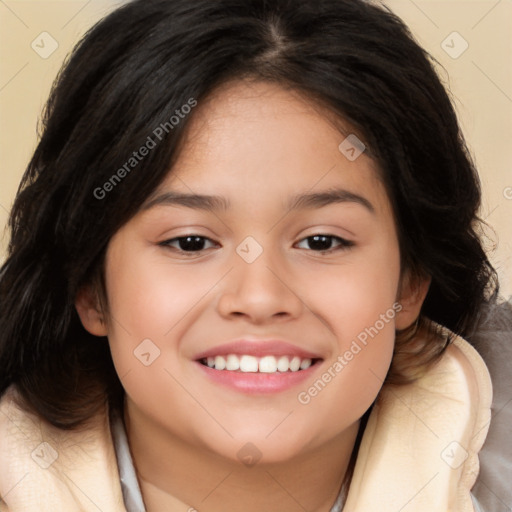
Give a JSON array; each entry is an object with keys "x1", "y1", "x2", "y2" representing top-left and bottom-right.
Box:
[
  {"x1": 467, "y1": 297, "x2": 512, "y2": 512},
  {"x1": 111, "y1": 410, "x2": 147, "y2": 512},
  {"x1": 329, "y1": 482, "x2": 348, "y2": 512},
  {"x1": 472, "y1": 493, "x2": 487, "y2": 512}
]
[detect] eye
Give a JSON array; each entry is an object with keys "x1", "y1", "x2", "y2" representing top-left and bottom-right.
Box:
[
  {"x1": 159, "y1": 233, "x2": 354, "y2": 255},
  {"x1": 159, "y1": 235, "x2": 218, "y2": 253},
  {"x1": 295, "y1": 234, "x2": 354, "y2": 253}
]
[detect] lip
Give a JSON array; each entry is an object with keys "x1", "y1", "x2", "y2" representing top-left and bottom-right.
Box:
[
  {"x1": 193, "y1": 338, "x2": 324, "y2": 395},
  {"x1": 195, "y1": 360, "x2": 321, "y2": 394},
  {"x1": 193, "y1": 339, "x2": 323, "y2": 360}
]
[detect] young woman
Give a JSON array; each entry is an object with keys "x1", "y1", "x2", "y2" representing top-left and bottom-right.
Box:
[{"x1": 0, "y1": 0, "x2": 501, "y2": 510}]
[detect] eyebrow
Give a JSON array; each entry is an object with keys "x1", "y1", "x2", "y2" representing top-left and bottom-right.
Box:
[
  {"x1": 287, "y1": 188, "x2": 375, "y2": 214},
  {"x1": 142, "y1": 187, "x2": 375, "y2": 214},
  {"x1": 143, "y1": 191, "x2": 229, "y2": 212}
]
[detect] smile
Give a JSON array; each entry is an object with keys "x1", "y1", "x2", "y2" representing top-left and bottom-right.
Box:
[{"x1": 200, "y1": 354, "x2": 318, "y2": 373}]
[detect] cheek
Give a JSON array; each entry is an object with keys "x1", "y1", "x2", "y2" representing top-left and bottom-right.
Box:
[
  {"x1": 105, "y1": 248, "x2": 216, "y2": 340},
  {"x1": 308, "y1": 238, "x2": 400, "y2": 342},
  {"x1": 296, "y1": 275, "x2": 398, "y2": 440},
  {"x1": 103, "y1": 255, "x2": 196, "y2": 436},
  {"x1": 103, "y1": 249, "x2": 222, "y2": 425},
  {"x1": 295, "y1": 329, "x2": 394, "y2": 449},
  {"x1": 297, "y1": 239, "x2": 400, "y2": 409}
]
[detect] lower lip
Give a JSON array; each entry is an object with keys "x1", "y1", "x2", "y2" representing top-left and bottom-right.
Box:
[{"x1": 195, "y1": 361, "x2": 320, "y2": 394}]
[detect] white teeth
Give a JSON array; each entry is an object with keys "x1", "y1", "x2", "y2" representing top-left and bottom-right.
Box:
[
  {"x1": 239, "y1": 355, "x2": 259, "y2": 372},
  {"x1": 277, "y1": 356, "x2": 289, "y2": 372},
  {"x1": 226, "y1": 354, "x2": 240, "y2": 371},
  {"x1": 300, "y1": 358, "x2": 312, "y2": 370},
  {"x1": 214, "y1": 355, "x2": 226, "y2": 370},
  {"x1": 259, "y1": 355, "x2": 277, "y2": 373},
  {"x1": 289, "y1": 356, "x2": 301, "y2": 372},
  {"x1": 203, "y1": 354, "x2": 315, "y2": 373}
]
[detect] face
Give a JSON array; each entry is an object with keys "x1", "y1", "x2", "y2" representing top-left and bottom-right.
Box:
[{"x1": 78, "y1": 80, "x2": 423, "y2": 464}]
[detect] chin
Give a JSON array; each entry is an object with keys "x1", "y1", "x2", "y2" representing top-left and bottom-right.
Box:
[{"x1": 199, "y1": 427, "x2": 318, "y2": 467}]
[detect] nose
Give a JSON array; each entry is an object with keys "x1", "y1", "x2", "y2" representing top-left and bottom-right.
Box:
[{"x1": 216, "y1": 247, "x2": 304, "y2": 325}]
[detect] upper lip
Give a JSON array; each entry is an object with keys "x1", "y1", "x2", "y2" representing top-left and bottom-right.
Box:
[{"x1": 194, "y1": 339, "x2": 323, "y2": 361}]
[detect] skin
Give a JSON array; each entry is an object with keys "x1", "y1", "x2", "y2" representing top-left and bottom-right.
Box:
[{"x1": 76, "y1": 80, "x2": 429, "y2": 512}]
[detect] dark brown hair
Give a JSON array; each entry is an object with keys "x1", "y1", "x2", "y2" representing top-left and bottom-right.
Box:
[{"x1": 0, "y1": 0, "x2": 498, "y2": 430}]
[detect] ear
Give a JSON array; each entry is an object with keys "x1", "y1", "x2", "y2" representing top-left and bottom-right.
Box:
[
  {"x1": 75, "y1": 284, "x2": 108, "y2": 337},
  {"x1": 395, "y1": 271, "x2": 431, "y2": 330}
]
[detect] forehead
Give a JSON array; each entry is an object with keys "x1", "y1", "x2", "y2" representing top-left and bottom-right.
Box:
[{"x1": 147, "y1": 80, "x2": 391, "y2": 220}]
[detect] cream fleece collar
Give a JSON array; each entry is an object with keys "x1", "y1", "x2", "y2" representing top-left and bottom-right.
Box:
[{"x1": 0, "y1": 331, "x2": 492, "y2": 511}]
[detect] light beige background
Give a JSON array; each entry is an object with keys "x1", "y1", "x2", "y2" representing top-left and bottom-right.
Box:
[{"x1": 1, "y1": 0, "x2": 511, "y2": 297}]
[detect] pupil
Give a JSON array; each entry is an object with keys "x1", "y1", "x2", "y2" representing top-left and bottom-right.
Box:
[
  {"x1": 309, "y1": 235, "x2": 331, "y2": 250},
  {"x1": 180, "y1": 236, "x2": 204, "y2": 251}
]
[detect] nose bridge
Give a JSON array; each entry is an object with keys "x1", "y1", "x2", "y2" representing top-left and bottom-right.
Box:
[
  {"x1": 234, "y1": 234, "x2": 287, "y2": 295},
  {"x1": 216, "y1": 235, "x2": 302, "y2": 321}
]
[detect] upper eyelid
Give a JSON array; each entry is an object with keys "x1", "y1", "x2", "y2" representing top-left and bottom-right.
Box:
[
  {"x1": 159, "y1": 235, "x2": 218, "y2": 246},
  {"x1": 160, "y1": 233, "x2": 353, "y2": 248},
  {"x1": 161, "y1": 233, "x2": 352, "y2": 241}
]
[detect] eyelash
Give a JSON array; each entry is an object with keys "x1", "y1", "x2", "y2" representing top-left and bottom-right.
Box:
[{"x1": 159, "y1": 234, "x2": 355, "y2": 255}]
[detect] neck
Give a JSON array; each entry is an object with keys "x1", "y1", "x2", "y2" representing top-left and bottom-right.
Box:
[{"x1": 124, "y1": 399, "x2": 360, "y2": 512}]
